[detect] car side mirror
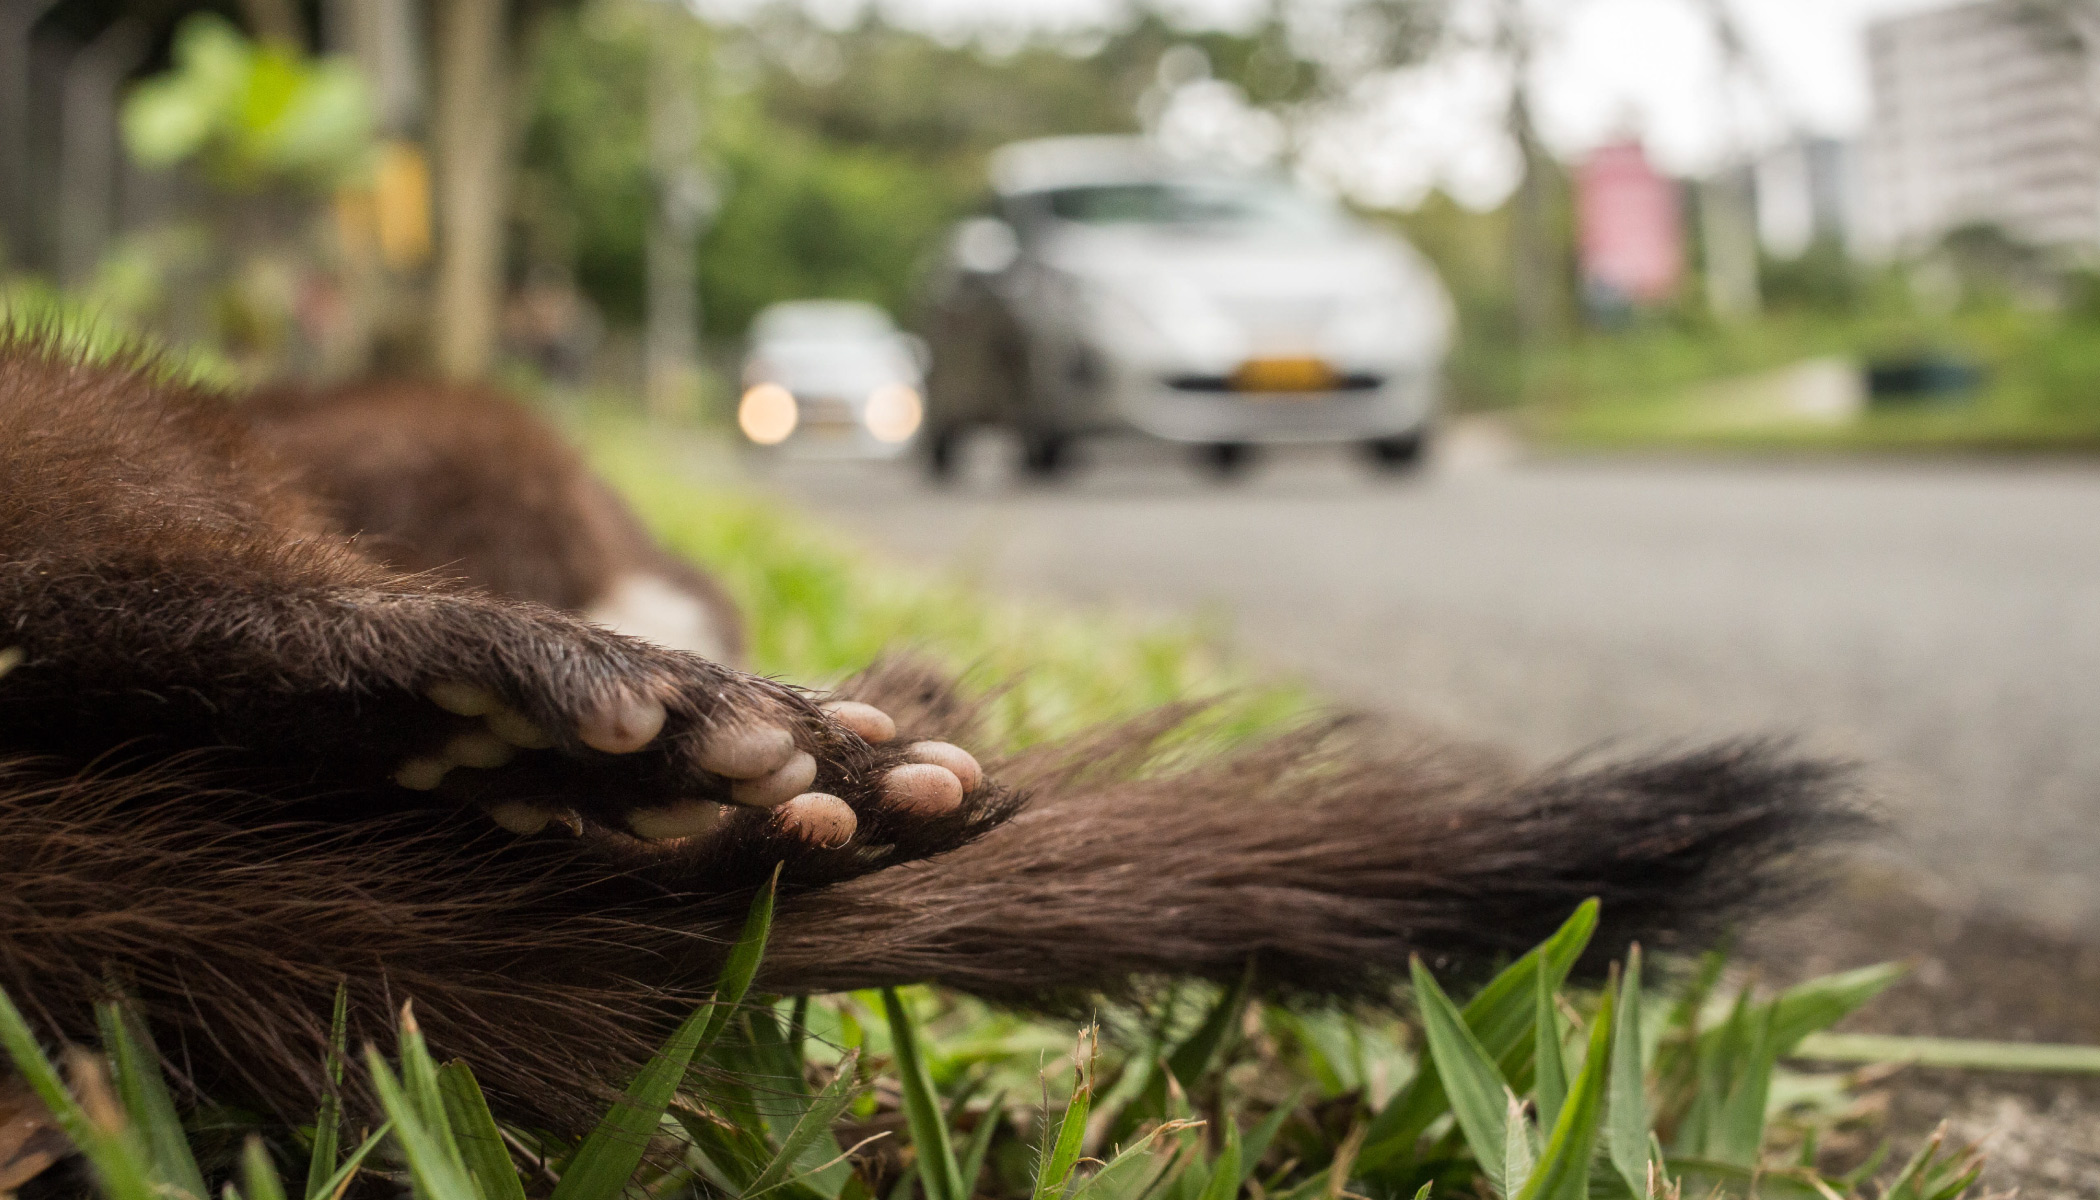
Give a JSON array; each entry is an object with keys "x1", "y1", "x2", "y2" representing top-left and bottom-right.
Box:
[{"x1": 953, "y1": 217, "x2": 1020, "y2": 274}]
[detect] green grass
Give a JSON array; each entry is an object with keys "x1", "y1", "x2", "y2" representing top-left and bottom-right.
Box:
[
  {"x1": 1491, "y1": 307, "x2": 2100, "y2": 454},
  {"x1": 580, "y1": 422, "x2": 1308, "y2": 754},
  {"x1": 2, "y1": 893, "x2": 1996, "y2": 1200}
]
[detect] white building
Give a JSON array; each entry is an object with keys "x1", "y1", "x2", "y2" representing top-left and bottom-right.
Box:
[{"x1": 1862, "y1": 0, "x2": 2100, "y2": 256}]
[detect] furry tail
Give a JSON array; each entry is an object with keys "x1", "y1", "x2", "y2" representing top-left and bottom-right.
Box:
[
  {"x1": 0, "y1": 668, "x2": 1857, "y2": 1130},
  {"x1": 756, "y1": 700, "x2": 1859, "y2": 1005}
]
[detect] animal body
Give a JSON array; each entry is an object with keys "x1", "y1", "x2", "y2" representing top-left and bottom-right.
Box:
[{"x1": 0, "y1": 339, "x2": 1850, "y2": 1137}]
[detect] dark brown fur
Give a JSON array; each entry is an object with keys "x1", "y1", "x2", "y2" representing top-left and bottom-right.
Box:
[{"x1": 0, "y1": 339, "x2": 1856, "y2": 1133}]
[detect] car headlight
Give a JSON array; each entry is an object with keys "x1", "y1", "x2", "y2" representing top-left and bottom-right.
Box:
[
  {"x1": 739, "y1": 383, "x2": 798, "y2": 445},
  {"x1": 863, "y1": 383, "x2": 922, "y2": 444}
]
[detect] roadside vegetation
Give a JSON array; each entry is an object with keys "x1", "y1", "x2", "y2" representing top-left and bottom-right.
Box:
[
  {"x1": 1398, "y1": 197, "x2": 2100, "y2": 454},
  {"x1": 1, "y1": 877, "x2": 1990, "y2": 1200}
]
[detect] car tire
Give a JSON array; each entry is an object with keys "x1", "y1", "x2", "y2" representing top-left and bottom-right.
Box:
[
  {"x1": 924, "y1": 424, "x2": 962, "y2": 482},
  {"x1": 1196, "y1": 442, "x2": 1256, "y2": 479},
  {"x1": 1020, "y1": 431, "x2": 1070, "y2": 479},
  {"x1": 1363, "y1": 432, "x2": 1428, "y2": 473}
]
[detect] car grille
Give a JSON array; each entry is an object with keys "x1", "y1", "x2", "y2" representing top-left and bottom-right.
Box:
[
  {"x1": 794, "y1": 395, "x2": 859, "y2": 430},
  {"x1": 1165, "y1": 372, "x2": 1384, "y2": 393}
]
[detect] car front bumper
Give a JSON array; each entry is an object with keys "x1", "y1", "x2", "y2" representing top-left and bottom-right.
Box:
[{"x1": 1095, "y1": 370, "x2": 1439, "y2": 444}]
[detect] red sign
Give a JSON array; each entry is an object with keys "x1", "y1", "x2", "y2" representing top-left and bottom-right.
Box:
[{"x1": 1576, "y1": 141, "x2": 1683, "y2": 305}]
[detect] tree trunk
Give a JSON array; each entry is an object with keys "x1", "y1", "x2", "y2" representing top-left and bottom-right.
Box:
[
  {"x1": 57, "y1": 19, "x2": 147, "y2": 287},
  {"x1": 645, "y1": 18, "x2": 708, "y2": 420},
  {"x1": 431, "y1": 0, "x2": 509, "y2": 380},
  {"x1": 0, "y1": 0, "x2": 61, "y2": 271}
]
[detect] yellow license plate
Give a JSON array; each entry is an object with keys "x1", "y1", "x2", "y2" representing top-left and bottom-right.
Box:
[{"x1": 1230, "y1": 356, "x2": 1337, "y2": 393}]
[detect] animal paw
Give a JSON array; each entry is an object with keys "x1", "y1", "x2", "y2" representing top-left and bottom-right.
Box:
[{"x1": 383, "y1": 624, "x2": 985, "y2": 852}]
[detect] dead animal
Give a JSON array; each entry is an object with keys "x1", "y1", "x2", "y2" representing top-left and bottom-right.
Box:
[{"x1": 0, "y1": 338, "x2": 1854, "y2": 1135}]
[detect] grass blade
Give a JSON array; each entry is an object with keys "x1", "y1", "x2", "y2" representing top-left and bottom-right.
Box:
[
  {"x1": 438, "y1": 1061, "x2": 527, "y2": 1200},
  {"x1": 1767, "y1": 964, "x2": 1906, "y2": 1055},
  {"x1": 882, "y1": 988, "x2": 965, "y2": 1200},
  {"x1": 1514, "y1": 972, "x2": 1616, "y2": 1200},
  {"x1": 307, "y1": 1123, "x2": 393, "y2": 1200},
  {"x1": 241, "y1": 1135, "x2": 289, "y2": 1200},
  {"x1": 1066, "y1": 1120, "x2": 1200, "y2": 1200},
  {"x1": 1791, "y1": 1032, "x2": 2100, "y2": 1072},
  {"x1": 95, "y1": 1001, "x2": 207, "y2": 1200},
  {"x1": 365, "y1": 1046, "x2": 481, "y2": 1200},
  {"x1": 1361, "y1": 900, "x2": 1598, "y2": 1172},
  {"x1": 957, "y1": 1089, "x2": 1006, "y2": 1199},
  {"x1": 1168, "y1": 968, "x2": 1253, "y2": 1090},
  {"x1": 0, "y1": 987, "x2": 157, "y2": 1200},
  {"x1": 1032, "y1": 1030, "x2": 1097, "y2": 1200},
  {"x1": 1533, "y1": 956, "x2": 1568, "y2": 1136},
  {"x1": 1197, "y1": 1122, "x2": 1242, "y2": 1200},
  {"x1": 550, "y1": 1002, "x2": 722, "y2": 1200},
  {"x1": 1713, "y1": 1001, "x2": 1777, "y2": 1169},
  {"x1": 1606, "y1": 946, "x2": 1651, "y2": 1198},
  {"x1": 305, "y1": 984, "x2": 350, "y2": 1200},
  {"x1": 1406, "y1": 957, "x2": 1511, "y2": 1190},
  {"x1": 744, "y1": 1050, "x2": 865, "y2": 1198},
  {"x1": 552, "y1": 872, "x2": 778, "y2": 1200},
  {"x1": 1502, "y1": 1091, "x2": 1536, "y2": 1198}
]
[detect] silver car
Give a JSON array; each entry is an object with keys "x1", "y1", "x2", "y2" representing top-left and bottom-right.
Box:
[
  {"x1": 920, "y1": 136, "x2": 1453, "y2": 477},
  {"x1": 737, "y1": 300, "x2": 927, "y2": 459}
]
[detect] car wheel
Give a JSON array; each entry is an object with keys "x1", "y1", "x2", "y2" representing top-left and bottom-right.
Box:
[
  {"x1": 1363, "y1": 432, "x2": 1428, "y2": 473},
  {"x1": 924, "y1": 424, "x2": 962, "y2": 482},
  {"x1": 1020, "y1": 431, "x2": 1069, "y2": 479},
  {"x1": 1196, "y1": 442, "x2": 1256, "y2": 479}
]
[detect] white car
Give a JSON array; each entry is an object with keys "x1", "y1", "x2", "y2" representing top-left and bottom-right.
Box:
[
  {"x1": 737, "y1": 301, "x2": 926, "y2": 458},
  {"x1": 920, "y1": 136, "x2": 1453, "y2": 476}
]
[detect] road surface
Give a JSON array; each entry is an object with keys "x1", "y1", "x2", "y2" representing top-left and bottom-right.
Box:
[{"x1": 747, "y1": 429, "x2": 2100, "y2": 934}]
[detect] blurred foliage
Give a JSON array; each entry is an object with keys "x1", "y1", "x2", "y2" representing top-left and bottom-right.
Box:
[
  {"x1": 121, "y1": 13, "x2": 375, "y2": 191},
  {"x1": 515, "y1": 0, "x2": 1436, "y2": 339}
]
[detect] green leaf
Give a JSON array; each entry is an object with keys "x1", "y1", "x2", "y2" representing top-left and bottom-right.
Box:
[
  {"x1": 95, "y1": 1001, "x2": 208, "y2": 1200},
  {"x1": 0, "y1": 986, "x2": 158, "y2": 1200},
  {"x1": 1501, "y1": 1091, "x2": 1535, "y2": 1198},
  {"x1": 1605, "y1": 946, "x2": 1652, "y2": 1198},
  {"x1": 1791, "y1": 1032, "x2": 2100, "y2": 1072},
  {"x1": 365, "y1": 1047, "x2": 481, "y2": 1200},
  {"x1": 1360, "y1": 900, "x2": 1598, "y2": 1171},
  {"x1": 1407, "y1": 957, "x2": 1512, "y2": 1190},
  {"x1": 744, "y1": 1051, "x2": 865, "y2": 1198},
  {"x1": 552, "y1": 872, "x2": 778, "y2": 1200},
  {"x1": 393, "y1": 1006, "x2": 467, "y2": 1189},
  {"x1": 1765, "y1": 963, "x2": 1907, "y2": 1054},
  {"x1": 305, "y1": 984, "x2": 351, "y2": 1200},
  {"x1": 1169, "y1": 967, "x2": 1253, "y2": 1089},
  {"x1": 1197, "y1": 1122, "x2": 1242, "y2": 1200},
  {"x1": 1032, "y1": 1032, "x2": 1097, "y2": 1200},
  {"x1": 438, "y1": 1061, "x2": 527, "y2": 1200},
  {"x1": 1065, "y1": 1120, "x2": 1199, "y2": 1200},
  {"x1": 1532, "y1": 958, "x2": 1567, "y2": 1137},
  {"x1": 956, "y1": 1089, "x2": 1006, "y2": 1200},
  {"x1": 882, "y1": 989, "x2": 965, "y2": 1200},
  {"x1": 305, "y1": 1123, "x2": 393, "y2": 1200},
  {"x1": 1513, "y1": 974, "x2": 1615, "y2": 1200},
  {"x1": 241, "y1": 1136, "x2": 289, "y2": 1200},
  {"x1": 1712, "y1": 1001, "x2": 1777, "y2": 1169}
]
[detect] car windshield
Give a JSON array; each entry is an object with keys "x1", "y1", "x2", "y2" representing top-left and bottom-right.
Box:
[{"x1": 1040, "y1": 181, "x2": 1336, "y2": 231}]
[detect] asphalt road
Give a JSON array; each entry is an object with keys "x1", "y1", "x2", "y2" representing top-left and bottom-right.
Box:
[{"x1": 750, "y1": 428, "x2": 2100, "y2": 934}]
